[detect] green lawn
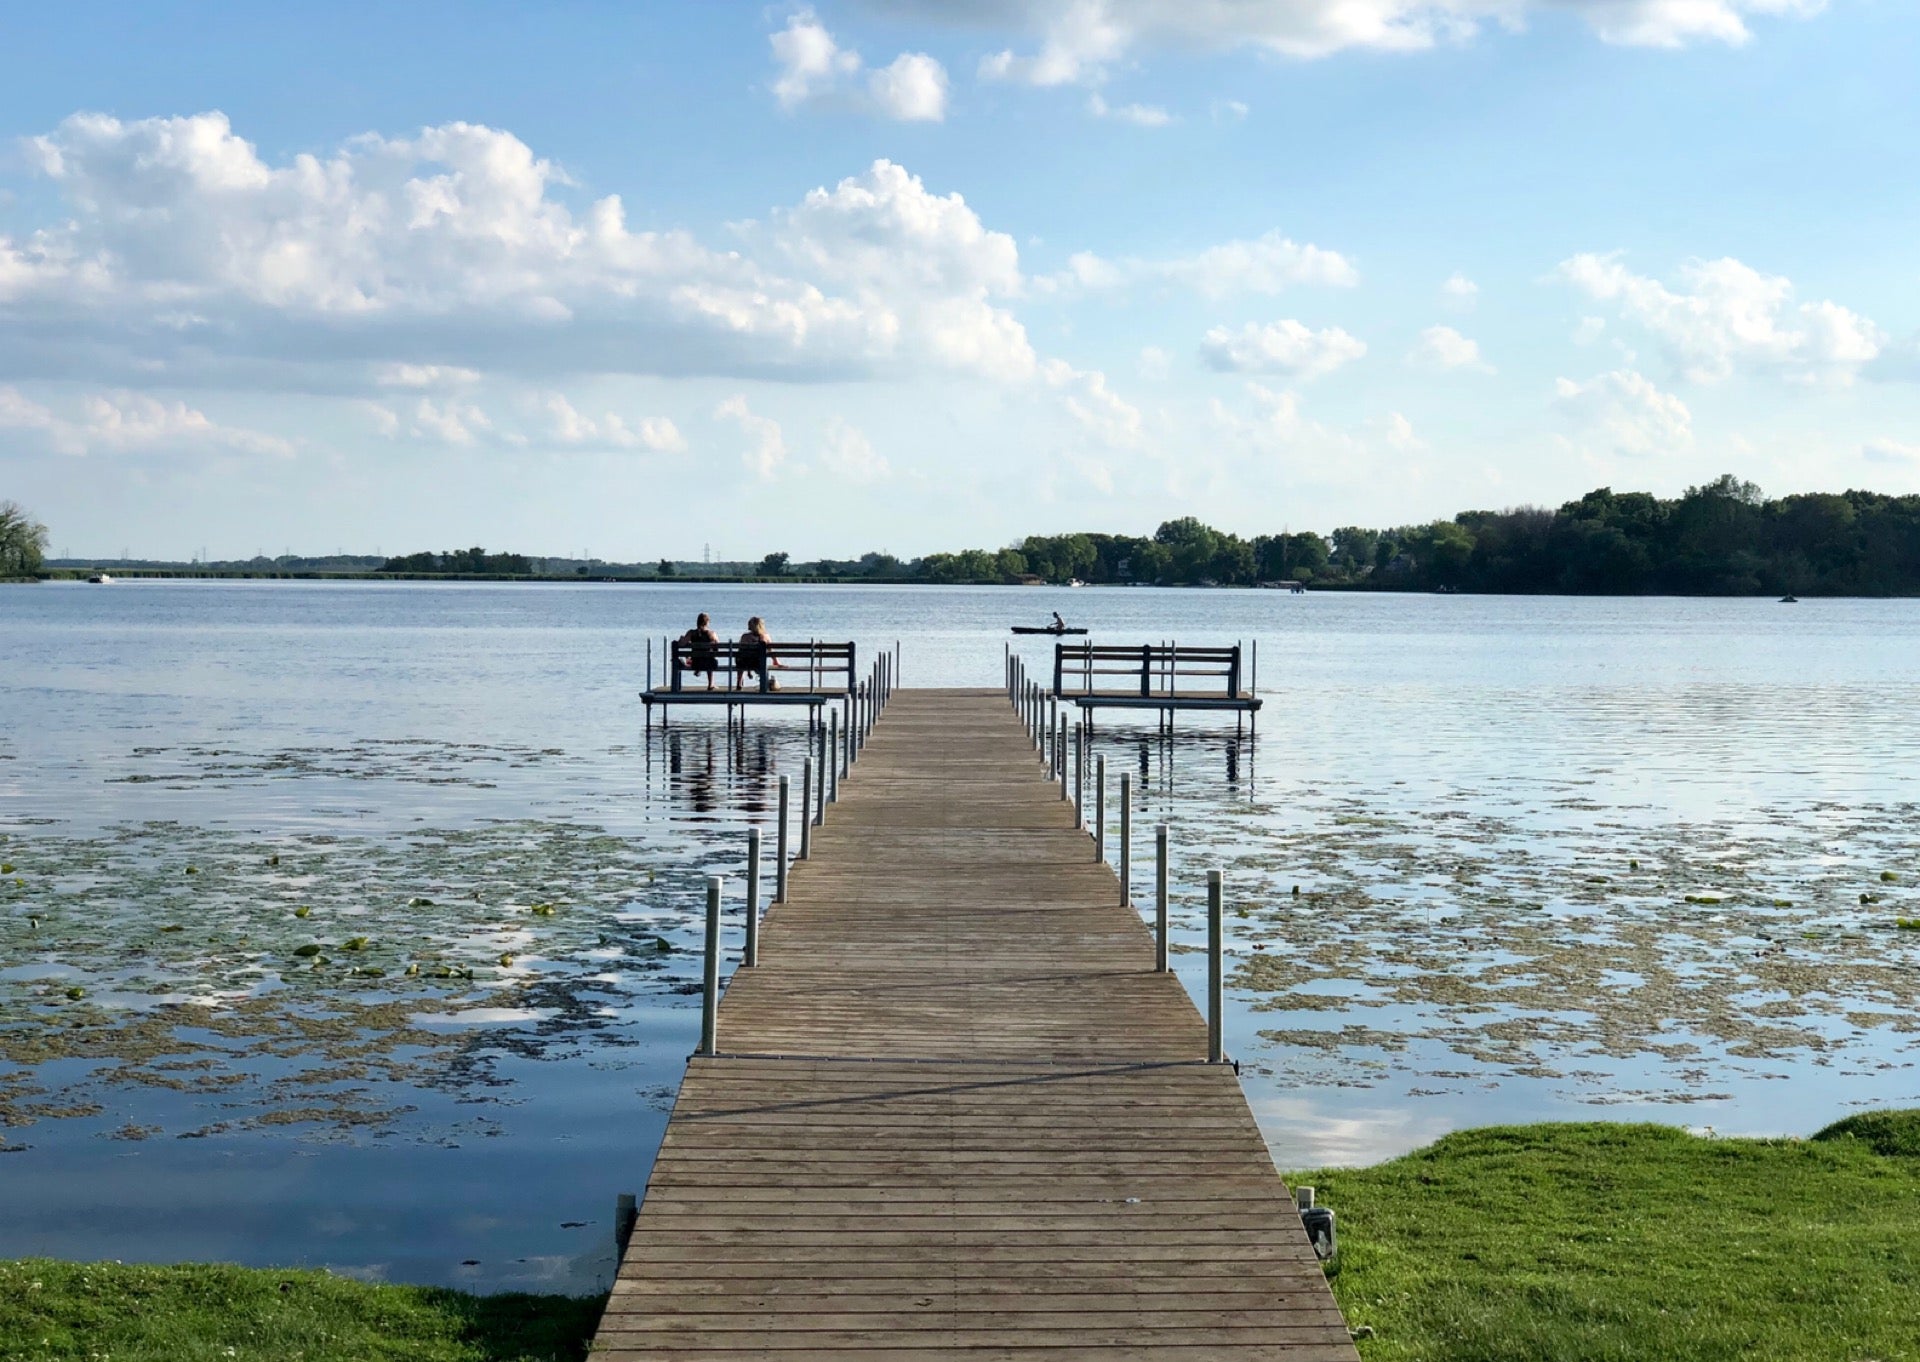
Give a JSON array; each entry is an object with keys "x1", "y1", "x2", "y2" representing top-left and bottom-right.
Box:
[
  {"x1": 1296, "y1": 1109, "x2": 1920, "y2": 1362},
  {"x1": 0, "y1": 1261, "x2": 598, "y2": 1362},
  {"x1": 5, "y1": 1111, "x2": 1916, "y2": 1361}
]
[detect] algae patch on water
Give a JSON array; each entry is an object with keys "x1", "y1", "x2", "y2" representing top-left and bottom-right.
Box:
[{"x1": 0, "y1": 819, "x2": 710, "y2": 1139}]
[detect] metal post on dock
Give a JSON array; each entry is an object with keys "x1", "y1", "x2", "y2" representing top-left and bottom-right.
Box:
[
  {"x1": 815, "y1": 720, "x2": 827, "y2": 825},
  {"x1": 1155, "y1": 825, "x2": 1169, "y2": 972},
  {"x1": 645, "y1": 638, "x2": 652, "y2": 694},
  {"x1": 698, "y1": 875, "x2": 723, "y2": 1057},
  {"x1": 800, "y1": 758, "x2": 813, "y2": 859},
  {"x1": 827, "y1": 710, "x2": 839, "y2": 802},
  {"x1": 1207, "y1": 869, "x2": 1224, "y2": 1064},
  {"x1": 1119, "y1": 772, "x2": 1132, "y2": 906},
  {"x1": 1073, "y1": 725, "x2": 1085, "y2": 828},
  {"x1": 776, "y1": 777, "x2": 790, "y2": 902},
  {"x1": 1094, "y1": 755, "x2": 1106, "y2": 862},
  {"x1": 843, "y1": 698, "x2": 853, "y2": 776},
  {"x1": 745, "y1": 828, "x2": 761, "y2": 967},
  {"x1": 1057, "y1": 715, "x2": 1068, "y2": 800}
]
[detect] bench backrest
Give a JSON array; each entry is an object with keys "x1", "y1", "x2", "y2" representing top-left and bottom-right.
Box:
[
  {"x1": 669, "y1": 638, "x2": 857, "y2": 694},
  {"x1": 1052, "y1": 642, "x2": 1242, "y2": 698}
]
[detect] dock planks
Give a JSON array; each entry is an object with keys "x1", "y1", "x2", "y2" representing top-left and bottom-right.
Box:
[{"x1": 593, "y1": 688, "x2": 1357, "y2": 1359}]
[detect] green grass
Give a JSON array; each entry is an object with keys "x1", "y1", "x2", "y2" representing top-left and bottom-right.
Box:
[
  {"x1": 0, "y1": 1261, "x2": 600, "y2": 1362},
  {"x1": 1295, "y1": 1110, "x2": 1920, "y2": 1361}
]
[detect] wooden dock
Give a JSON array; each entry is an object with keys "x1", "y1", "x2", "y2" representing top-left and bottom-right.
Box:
[{"x1": 593, "y1": 688, "x2": 1357, "y2": 1360}]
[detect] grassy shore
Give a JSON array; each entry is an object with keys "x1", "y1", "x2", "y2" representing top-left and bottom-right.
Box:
[
  {"x1": 1298, "y1": 1109, "x2": 1920, "y2": 1361},
  {"x1": 5, "y1": 1112, "x2": 1915, "y2": 1361},
  {"x1": 0, "y1": 1261, "x2": 598, "y2": 1362}
]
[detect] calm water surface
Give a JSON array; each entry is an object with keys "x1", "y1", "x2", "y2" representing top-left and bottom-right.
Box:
[{"x1": 4, "y1": 581, "x2": 1919, "y2": 1291}]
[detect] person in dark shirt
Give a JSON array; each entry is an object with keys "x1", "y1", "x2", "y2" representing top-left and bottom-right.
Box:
[
  {"x1": 736, "y1": 616, "x2": 784, "y2": 690},
  {"x1": 680, "y1": 613, "x2": 720, "y2": 690}
]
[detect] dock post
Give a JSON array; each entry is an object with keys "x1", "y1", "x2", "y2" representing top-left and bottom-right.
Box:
[
  {"x1": 699, "y1": 875, "x2": 723, "y2": 1057},
  {"x1": 646, "y1": 639, "x2": 652, "y2": 695},
  {"x1": 815, "y1": 721, "x2": 827, "y2": 826},
  {"x1": 745, "y1": 829, "x2": 761, "y2": 967},
  {"x1": 1155, "y1": 825, "x2": 1169, "y2": 972},
  {"x1": 827, "y1": 710, "x2": 839, "y2": 802},
  {"x1": 1207, "y1": 869, "x2": 1224, "y2": 1063},
  {"x1": 1057, "y1": 715, "x2": 1068, "y2": 799},
  {"x1": 800, "y1": 759, "x2": 813, "y2": 859},
  {"x1": 1119, "y1": 773, "x2": 1132, "y2": 906},
  {"x1": 776, "y1": 777, "x2": 790, "y2": 903},
  {"x1": 1074, "y1": 725, "x2": 1085, "y2": 828},
  {"x1": 1095, "y1": 755, "x2": 1106, "y2": 863}
]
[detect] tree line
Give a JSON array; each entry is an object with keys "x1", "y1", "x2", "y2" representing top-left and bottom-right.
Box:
[
  {"x1": 1, "y1": 501, "x2": 49, "y2": 577},
  {"x1": 378, "y1": 547, "x2": 533, "y2": 575}
]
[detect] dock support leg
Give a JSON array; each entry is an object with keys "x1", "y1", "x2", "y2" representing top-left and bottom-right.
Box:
[
  {"x1": 1095, "y1": 756, "x2": 1106, "y2": 863},
  {"x1": 828, "y1": 710, "x2": 838, "y2": 803},
  {"x1": 1119, "y1": 773, "x2": 1132, "y2": 907},
  {"x1": 698, "y1": 875, "x2": 723, "y2": 1057},
  {"x1": 775, "y1": 777, "x2": 790, "y2": 903},
  {"x1": 1074, "y1": 725, "x2": 1085, "y2": 829},
  {"x1": 745, "y1": 828, "x2": 760, "y2": 967},
  {"x1": 1156, "y1": 824, "x2": 1169, "y2": 972},
  {"x1": 815, "y1": 722, "x2": 827, "y2": 826},
  {"x1": 800, "y1": 759, "x2": 813, "y2": 860},
  {"x1": 1057, "y1": 715, "x2": 1068, "y2": 800},
  {"x1": 1207, "y1": 869, "x2": 1224, "y2": 1063}
]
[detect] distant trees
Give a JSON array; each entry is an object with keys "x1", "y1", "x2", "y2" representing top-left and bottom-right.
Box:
[
  {"x1": 0, "y1": 501, "x2": 48, "y2": 577},
  {"x1": 758, "y1": 552, "x2": 790, "y2": 577},
  {"x1": 379, "y1": 546, "x2": 531, "y2": 575}
]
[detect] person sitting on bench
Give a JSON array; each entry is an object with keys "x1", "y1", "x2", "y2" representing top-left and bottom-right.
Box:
[
  {"x1": 736, "y1": 616, "x2": 785, "y2": 690},
  {"x1": 679, "y1": 613, "x2": 720, "y2": 690}
]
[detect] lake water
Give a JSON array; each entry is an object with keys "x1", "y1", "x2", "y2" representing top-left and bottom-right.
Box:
[{"x1": 4, "y1": 580, "x2": 1920, "y2": 1293}]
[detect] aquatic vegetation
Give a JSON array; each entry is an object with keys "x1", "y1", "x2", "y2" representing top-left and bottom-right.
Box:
[{"x1": 0, "y1": 818, "x2": 709, "y2": 1140}]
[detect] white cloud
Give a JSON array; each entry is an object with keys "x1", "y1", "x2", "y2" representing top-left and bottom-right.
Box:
[
  {"x1": 1200, "y1": 319, "x2": 1367, "y2": 379},
  {"x1": 1556, "y1": 251, "x2": 1882, "y2": 385},
  {"x1": 0, "y1": 384, "x2": 292, "y2": 457},
  {"x1": 1408, "y1": 324, "x2": 1491, "y2": 372},
  {"x1": 942, "y1": 0, "x2": 1825, "y2": 80},
  {"x1": 1137, "y1": 345, "x2": 1171, "y2": 379},
  {"x1": 1040, "y1": 230, "x2": 1357, "y2": 298},
  {"x1": 1087, "y1": 93, "x2": 1174, "y2": 126},
  {"x1": 1211, "y1": 99, "x2": 1251, "y2": 122},
  {"x1": 870, "y1": 53, "x2": 951, "y2": 121},
  {"x1": 1, "y1": 114, "x2": 1034, "y2": 391},
  {"x1": 1042, "y1": 358, "x2": 1145, "y2": 449},
  {"x1": 541, "y1": 393, "x2": 685, "y2": 452},
  {"x1": 1441, "y1": 271, "x2": 1478, "y2": 307},
  {"x1": 1553, "y1": 369, "x2": 1692, "y2": 457},
  {"x1": 717, "y1": 393, "x2": 789, "y2": 479},
  {"x1": 771, "y1": 10, "x2": 862, "y2": 109},
  {"x1": 820, "y1": 417, "x2": 891, "y2": 481},
  {"x1": 1572, "y1": 315, "x2": 1607, "y2": 345},
  {"x1": 410, "y1": 397, "x2": 492, "y2": 446},
  {"x1": 771, "y1": 11, "x2": 950, "y2": 121}
]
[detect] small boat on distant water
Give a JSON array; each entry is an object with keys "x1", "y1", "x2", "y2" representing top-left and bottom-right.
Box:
[
  {"x1": 87, "y1": 573, "x2": 115, "y2": 585},
  {"x1": 1010, "y1": 625, "x2": 1088, "y2": 635},
  {"x1": 1780, "y1": 594, "x2": 1799, "y2": 603}
]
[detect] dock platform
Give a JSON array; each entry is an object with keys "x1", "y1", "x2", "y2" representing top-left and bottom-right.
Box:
[{"x1": 593, "y1": 688, "x2": 1355, "y2": 1359}]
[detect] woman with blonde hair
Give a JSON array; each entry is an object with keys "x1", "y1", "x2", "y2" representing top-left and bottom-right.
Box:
[{"x1": 736, "y1": 616, "x2": 784, "y2": 690}]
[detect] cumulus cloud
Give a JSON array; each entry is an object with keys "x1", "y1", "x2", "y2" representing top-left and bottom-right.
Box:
[
  {"x1": 1087, "y1": 93, "x2": 1173, "y2": 126},
  {"x1": 820, "y1": 417, "x2": 891, "y2": 481},
  {"x1": 1200, "y1": 319, "x2": 1367, "y2": 379},
  {"x1": 542, "y1": 393, "x2": 685, "y2": 452},
  {"x1": 717, "y1": 394, "x2": 790, "y2": 479},
  {"x1": 0, "y1": 384, "x2": 292, "y2": 457},
  {"x1": 948, "y1": 0, "x2": 1824, "y2": 79},
  {"x1": 771, "y1": 11, "x2": 950, "y2": 120},
  {"x1": 1556, "y1": 251, "x2": 1882, "y2": 385},
  {"x1": 1553, "y1": 369, "x2": 1692, "y2": 457},
  {"x1": 1408, "y1": 324, "x2": 1490, "y2": 372},
  {"x1": 1042, "y1": 358, "x2": 1145, "y2": 449},
  {"x1": 1441, "y1": 271, "x2": 1478, "y2": 307},
  {"x1": 0, "y1": 115, "x2": 1033, "y2": 392},
  {"x1": 1040, "y1": 230, "x2": 1356, "y2": 298},
  {"x1": 1864, "y1": 439, "x2": 1920, "y2": 467}
]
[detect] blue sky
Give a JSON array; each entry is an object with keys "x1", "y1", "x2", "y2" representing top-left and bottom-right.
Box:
[{"x1": 2, "y1": 1, "x2": 1916, "y2": 559}]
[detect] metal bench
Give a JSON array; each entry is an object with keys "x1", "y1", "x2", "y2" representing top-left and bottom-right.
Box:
[
  {"x1": 1051, "y1": 641, "x2": 1261, "y2": 729},
  {"x1": 641, "y1": 639, "x2": 859, "y2": 725}
]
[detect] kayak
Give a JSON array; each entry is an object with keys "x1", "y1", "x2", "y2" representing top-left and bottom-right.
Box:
[{"x1": 1010, "y1": 626, "x2": 1089, "y2": 635}]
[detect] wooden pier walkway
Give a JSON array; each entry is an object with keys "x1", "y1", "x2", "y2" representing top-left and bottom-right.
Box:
[{"x1": 593, "y1": 688, "x2": 1357, "y2": 1359}]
